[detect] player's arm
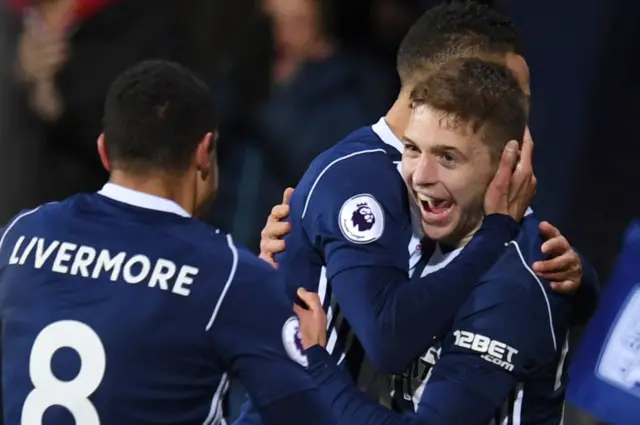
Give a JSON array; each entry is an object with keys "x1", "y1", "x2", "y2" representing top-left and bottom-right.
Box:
[
  {"x1": 293, "y1": 291, "x2": 433, "y2": 425},
  {"x1": 208, "y1": 244, "x2": 333, "y2": 425},
  {"x1": 305, "y1": 146, "x2": 531, "y2": 372},
  {"x1": 296, "y1": 279, "x2": 548, "y2": 425},
  {"x1": 307, "y1": 345, "x2": 429, "y2": 425},
  {"x1": 409, "y1": 280, "x2": 547, "y2": 425}
]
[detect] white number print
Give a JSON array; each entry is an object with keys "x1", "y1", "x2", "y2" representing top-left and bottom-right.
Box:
[{"x1": 22, "y1": 320, "x2": 106, "y2": 425}]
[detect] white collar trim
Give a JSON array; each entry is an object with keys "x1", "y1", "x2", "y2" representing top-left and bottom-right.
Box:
[
  {"x1": 371, "y1": 117, "x2": 404, "y2": 154},
  {"x1": 98, "y1": 183, "x2": 191, "y2": 218}
]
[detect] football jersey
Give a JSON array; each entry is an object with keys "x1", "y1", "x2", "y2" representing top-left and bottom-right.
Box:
[
  {"x1": 277, "y1": 118, "x2": 417, "y2": 382},
  {"x1": 392, "y1": 214, "x2": 573, "y2": 425},
  {"x1": 567, "y1": 221, "x2": 640, "y2": 425},
  {"x1": 0, "y1": 184, "x2": 321, "y2": 425}
]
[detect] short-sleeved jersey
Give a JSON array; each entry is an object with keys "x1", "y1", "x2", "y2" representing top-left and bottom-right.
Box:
[
  {"x1": 0, "y1": 184, "x2": 315, "y2": 425},
  {"x1": 276, "y1": 118, "x2": 419, "y2": 378},
  {"x1": 567, "y1": 221, "x2": 640, "y2": 425},
  {"x1": 392, "y1": 214, "x2": 573, "y2": 425}
]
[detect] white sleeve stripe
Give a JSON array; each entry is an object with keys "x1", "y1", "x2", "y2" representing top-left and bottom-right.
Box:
[
  {"x1": 301, "y1": 148, "x2": 387, "y2": 219},
  {"x1": 0, "y1": 206, "x2": 44, "y2": 255},
  {"x1": 202, "y1": 373, "x2": 229, "y2": 425},
  {"x1": 509, "y1": 240, "x2": 557, "y2": 351},
  {"x1": 205, "y1": 234, "x2": 239, "y2": 331},
  {"x1": 511, "y1": 383, "x2": 525, "y2": 425}
]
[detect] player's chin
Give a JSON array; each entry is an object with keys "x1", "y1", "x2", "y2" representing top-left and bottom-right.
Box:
[{"x1": 421, "y1": 211, "x2": 458, "y2": 241}]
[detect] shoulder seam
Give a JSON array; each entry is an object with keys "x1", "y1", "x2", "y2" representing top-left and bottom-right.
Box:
[
  {"x1": 205, "y1": 234, "x2": 239, "y2": 331},
  {"x1": 0, "y1": 205, "x2": 49, "y2": 255},
  {"x1": 301, "y1": 148, "x2": 387, "y2": 219},
  {"x1": 508, "y1": 240, "x2": 557, "y2": 351}
]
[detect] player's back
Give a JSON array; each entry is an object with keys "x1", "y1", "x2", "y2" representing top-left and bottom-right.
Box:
[
  {"x1": 276, "y1": 125, "x2": 411, "y2": 367},
  {"x1": 0, "y1": 187, "x2": 241, "y2": 424}
]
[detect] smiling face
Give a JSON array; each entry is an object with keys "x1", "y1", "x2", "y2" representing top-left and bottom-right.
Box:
[
  {"x1": 402, "y1": 106, "x2": 495, "y2": 246},
  {"x1": 401, "y1": 58, "x2": 528, "y2": 247}
]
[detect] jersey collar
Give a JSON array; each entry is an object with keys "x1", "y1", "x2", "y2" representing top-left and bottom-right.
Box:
[
  {"x1": 372, "y1": 117, "x2": 404, "y2": 154},
  {"x1": 98, "y1": 183, "x2": 191, "y2": 218}
]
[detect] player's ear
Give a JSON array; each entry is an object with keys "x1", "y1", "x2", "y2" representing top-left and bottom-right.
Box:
[
  {"x1": 195, "y1": 132, "x2": 213, "y2": 178},
  {"x1": 97, "y1": 133, "x2": 111, "y2": 172}
]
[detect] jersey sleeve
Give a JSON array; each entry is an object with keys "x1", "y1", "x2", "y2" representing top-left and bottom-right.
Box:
[
  {"x1": 208, "y1": 246, "x2": 333, "y2": 425},
  {"x1": 413, "y1": 276, "x2": 557, "y2": 424},
  {"x1": 302, "y1": 152, "x2": 522, "y2": 373},
  {"x1": 306, "y1": 346, "x2": 429, "y2": 425},
  {"x1": 303, "y1": 151, "x2": 411, "y2": 278},
  {"x1": 571, "y1": 249, "x2": 600, "y2": 325},
  {"x1": 316, "y1": 214, "x2": 519, "y2": 373}
]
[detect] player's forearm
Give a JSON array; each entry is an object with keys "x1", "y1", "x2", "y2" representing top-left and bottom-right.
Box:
[
  {"x1": 571, "y1": 250, "x2": 600, "y2": 325},
  {"x1": 306, "y1": 345, "x2": 429, "y2": 425},
  {"x1": 332, "y1": 214, "x2": 519, "y2": 373}
]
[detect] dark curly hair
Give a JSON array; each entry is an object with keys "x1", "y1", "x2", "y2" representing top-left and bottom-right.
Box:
[
  {"x1": 397, "y1": 1, "x2": 523, "y2": 86},
  {"x1": 104, "y1": 60, "x2": 216, "y2": 174}
]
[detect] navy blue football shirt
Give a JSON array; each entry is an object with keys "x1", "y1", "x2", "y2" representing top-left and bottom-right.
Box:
[
  {"x1": 237, "y1": 118, "x2": 600, "y2": 425},
  {"x1": 306, "y1": 214, "x2": 574, "y2": 425},
  {"x1": 270, "y1": 117, "x2": 527, "y2": 378},
  {"x1": 0, "y1": 184, "x2": 332, "y2": 425}
]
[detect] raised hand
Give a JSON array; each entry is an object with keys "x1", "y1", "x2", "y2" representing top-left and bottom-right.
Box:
[
  {"x1": 484, "y1": 128, "x2": 537, "y2": 222},
  {"x1": 259, "y1": 187, "x2": 294, "y2": 268}
]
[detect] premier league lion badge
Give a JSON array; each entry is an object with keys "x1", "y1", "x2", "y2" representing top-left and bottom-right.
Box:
[
  {"x1": 338, "y1": 194, "x2": 384, "y2": 244},
  {"x1": 282, "y1": 316, "x2": 309, "y2": 367}
]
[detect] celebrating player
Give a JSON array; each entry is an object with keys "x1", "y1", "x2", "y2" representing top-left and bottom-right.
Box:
[
  {"x1": 296, "y1": 57, "x2": 574, "y2": 425},
  {"x1": 0, "y1": 60, "x2": 334, "y2": 425},
  {"x1": 237, "y1": 3, "x2": 598, "y2": 424},
  {"x1": 256, "y1": 0, "x2": 596, "y2": 379}
]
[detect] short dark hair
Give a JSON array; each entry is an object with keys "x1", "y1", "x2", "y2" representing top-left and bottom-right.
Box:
[
  {"x1": 103, "y1": 60, "x2": 216, "y2": 173},
  {"x1": 397, "y1": 1, "x2": 522, "y2": 86},
  {"x1": 409, "y1": 58, "x2": 527, "y2": 161}
]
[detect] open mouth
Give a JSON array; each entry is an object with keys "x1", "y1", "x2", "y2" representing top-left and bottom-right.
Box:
[{"x1": 417, "y1": 194, "x2": 454, "y2": 222}]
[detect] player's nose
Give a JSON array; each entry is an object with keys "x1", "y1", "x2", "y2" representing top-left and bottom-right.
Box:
[{"x1": 413, "y1": 157, "x2": 439, "y2": 186}]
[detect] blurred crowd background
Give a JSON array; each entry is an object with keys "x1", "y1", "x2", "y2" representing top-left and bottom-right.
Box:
[{"x1": 0, "y1": 0, "x2": 638, "y2": 423}]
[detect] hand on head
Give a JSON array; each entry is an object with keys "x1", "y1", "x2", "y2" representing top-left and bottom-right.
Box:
[{"x1": 484, "y1": 127, "x2": 536, "y2": 222}]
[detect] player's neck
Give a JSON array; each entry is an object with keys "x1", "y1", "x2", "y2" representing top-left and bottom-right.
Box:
[
  {"x1": 384, "y1": 94, "x2": 411, "y2": 141},
  {"x1": 439, "y1": 218, "x2": 483, "y2": 249},
  {"x1": 108, "y1": 170, "x2": 196, "y2": 215},
  {"x1": 457, "y1": 222, "x2": 482, "y2": 248}
]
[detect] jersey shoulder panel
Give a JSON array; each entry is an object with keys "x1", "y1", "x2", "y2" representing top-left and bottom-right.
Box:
[
  {"x1": 460, "y1": 215, "x2": 572, "y2": 361},
  {"x1": 288, "y1": 126, "x2": 411, "y2": 277}
]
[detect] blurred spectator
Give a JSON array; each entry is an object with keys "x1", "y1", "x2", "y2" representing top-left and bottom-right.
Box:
[
  {"x1": 0, "y1": 0, "x2": 188, "y2": 222},
  {"x1": 209, "y1": 0, "x2": 394, "y2": 251}
]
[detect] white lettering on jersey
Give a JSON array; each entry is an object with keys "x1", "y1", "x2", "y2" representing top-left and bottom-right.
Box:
[
  {"x1": 9, "y1": 236, "x2": 198, "y2": 296},
  {"x1": 338, "y1": 194, "x2": 385, "y2": 244},
  {"x1": 453, "y1": 330, "x2": 519, "y2": 372}
]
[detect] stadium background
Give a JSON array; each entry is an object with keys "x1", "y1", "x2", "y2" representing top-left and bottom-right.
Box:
[{"x1": 0, "y1": 0, "x2": 638, "y2": 423}]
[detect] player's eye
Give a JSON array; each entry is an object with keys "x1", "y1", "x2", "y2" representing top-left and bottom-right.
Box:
[
  {"x1": 441, "y1": 151, "x2": 456, "y2": 164},
  {"x1": 404, "y1": 144, "x2": 419, "y2": 154}
]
